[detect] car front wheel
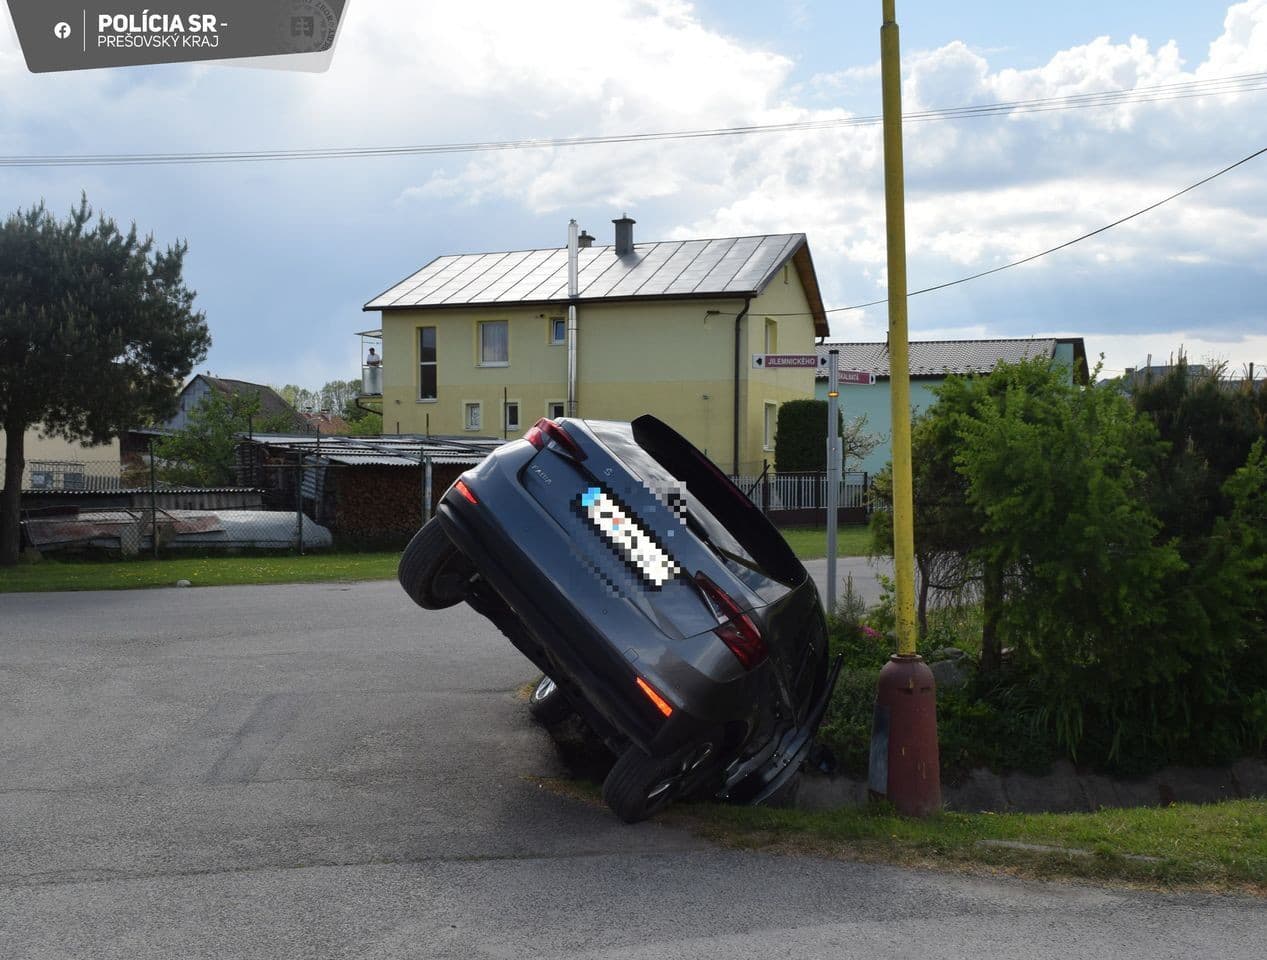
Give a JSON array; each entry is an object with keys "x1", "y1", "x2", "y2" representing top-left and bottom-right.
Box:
[{"x1": 528, "y1": 675, "x2": 575, "y2": 725}]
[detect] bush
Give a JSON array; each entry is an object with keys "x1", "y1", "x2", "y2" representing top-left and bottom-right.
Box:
[
  {"x1": 775, "y1": 399, "x2": 833, "y2": 472},
  {"x1": 774, "y1": 400, "x2": 877, "y2": 473},
  {"x1": 827, "y1": 357, "x2": 1267, "y2": 778}
]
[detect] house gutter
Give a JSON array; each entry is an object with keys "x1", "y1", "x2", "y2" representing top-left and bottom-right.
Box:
[{"x1": 732, "y1": 296, "x2": 752, "y2": 476}]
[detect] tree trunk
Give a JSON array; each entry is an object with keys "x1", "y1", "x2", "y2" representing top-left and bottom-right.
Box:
[
  {"x1": 0, "y1": 421, "x2": 26, "y2": 566},
  {"x1": 980, "y1": 561, "x2": 1003, "y2": 672},
  {"x1": 916, "y1": 554, "x2": 930, "y2": 638}
]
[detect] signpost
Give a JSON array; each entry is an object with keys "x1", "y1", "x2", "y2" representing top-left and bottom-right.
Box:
[
  {"x1": 824, "y1": 363, "x2": 874, "y2": 613},
  {"x1": 826, "y1": 351, "x2": 840, "y2": 613},
  {"x1": 752, "y1": 349, "x2": 874, "y2": 614}
]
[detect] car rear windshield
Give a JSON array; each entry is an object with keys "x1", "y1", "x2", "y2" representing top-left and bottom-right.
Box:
[{"x1": 588, "y1": 416, "x2": 803, "y2": 586}]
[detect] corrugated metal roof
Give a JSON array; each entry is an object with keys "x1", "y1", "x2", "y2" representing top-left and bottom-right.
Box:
[
  {"x1": 20, "y1": 486, "x2": 260, "y2": 495},
  {"x1": 242, "y1": 433, "x2": 506, "y2": 467},
  {"x1": 365, "y1": 234, "x2": 807, "y2": 310},
  {"x1": 815, "y1": 339, "x2": 1060, "y2": 379}
]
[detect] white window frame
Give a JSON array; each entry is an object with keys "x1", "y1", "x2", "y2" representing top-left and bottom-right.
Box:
[
  {"x1": 764, "y1": 318, "x2": 778, "y2": 354},
  {"x1": 478, "y1": 320, "x2": 509, "y2": 367},
  {"x1": 502, "y1": 398, "x2": 521, "y2": 432},
  {"x1": 549, "y1": 316, "x2": 566, "y2": 345},
  {"x1": 463, "y1": 400, "x2": 483, "y2": 432},
  {"x1": 418, "y1": 326, "x2": 438, "y2": 402},
  {"x1": 546, "y1": 400, "x2": 566, "y2": 420},
  {"x1": 763, "y1": 401, "x2": 778, "y2": 451}
]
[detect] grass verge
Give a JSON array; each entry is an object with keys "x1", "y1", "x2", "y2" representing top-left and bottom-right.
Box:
[
  {"x1": 528, "y1": 776, "x2": 1265, "y2": 893},
  {"x1": 0, "y1": 552, "x2": 402, "y2": 592},
  {"x1": 779, "y1": 525, "x2": 872, "y2": 560},
  {"x1": 669, "y1": 798, "x2": 1267, "y2": 893}
]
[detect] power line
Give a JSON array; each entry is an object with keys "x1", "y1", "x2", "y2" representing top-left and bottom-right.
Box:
[
  {"x1": 764, "y1": 144, "x2": 1267, "y2": 317},
  {"x1": 2, "y1": 70, "x2": 1266, "y2": 168}
]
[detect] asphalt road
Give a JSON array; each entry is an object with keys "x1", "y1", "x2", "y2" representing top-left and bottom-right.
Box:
[
  {"x1": 804, "y1": 555, "x2": 893, "y2": 609},
  {"x1": 1, "y1": 581, "x2": 1262, "y2": 959}
]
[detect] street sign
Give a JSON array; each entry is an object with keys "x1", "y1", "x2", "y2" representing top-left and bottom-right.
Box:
[
  {"x1": 752, "y1": 353, "x2": 827, "y2": 369},
  {"x1": 838, "y1": 369, "x2": 876, "y2": 385}
]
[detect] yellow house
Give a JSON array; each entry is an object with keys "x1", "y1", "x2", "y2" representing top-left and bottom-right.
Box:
[
  {"x1": 360, "y1": 219, "x2": 829, "y2": 475},
  {"x1": 0, "y1": 428, "x2": 122, "y2": 489}
]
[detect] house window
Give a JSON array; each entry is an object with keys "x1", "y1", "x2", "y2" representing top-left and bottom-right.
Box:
[
  {"x1": 503, "y1": 400, "x2": 521, "y2": 432},
  {"x1": 464, "y1": 401, "x2": 482, "y2": 431},
  {"x1": 763, "y1": 402, "x2": 778, "y2": 451},
  {"x1": 550, "y1": 317, "x2": 566, "y2": 345},
  {"x1": 479, "y1": 320, "x2": 509, "y2": 366},
  {"x1": 764, "y1": 318, "x2": 778, "y2": 354},
  {"x1": 547, "y1": 400, "x2": 566, "y2": 420},
  {"x1": 418, "y1": 327, "x2": 437, "y2": 401}
]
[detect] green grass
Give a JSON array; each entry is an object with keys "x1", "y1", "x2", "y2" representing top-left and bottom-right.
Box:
[
  {"x1": 671, "y1": 798, "x2": 1267, "y2": 893},
  {"x1": 0, "y1": 552, "x2": 403, "y2": 593},
  {"x1": 779, "y1": 524, "x2": 873, "y2": 559},
  {"x1": 5, "y1": 524, "x2": 871, "y2": 592}
]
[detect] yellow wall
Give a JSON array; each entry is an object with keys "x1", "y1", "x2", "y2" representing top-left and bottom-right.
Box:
[
  {"x1": 0, "y1": 429, "x2": 120, "y2": 465},
  {"x1": 0, "y1": 429, "x2": 122, "y2": 486},
  {"x1": 376, "y1": 263, "x2": 818, "y2": 474},
  {"x1": 743, "y1": 261, "x2": 818, "y2": 475}
]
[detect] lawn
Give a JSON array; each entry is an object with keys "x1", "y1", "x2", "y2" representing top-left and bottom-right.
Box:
[
  {"x1": 779, "y1": 524, "x2": 873, "y2": 559},
  {"x1": 3, "y1": 524, "x2": 868, "y2": 592},
  {"x1": 0, "y1": 552, "x2": 403, "y2": 593},
  {"x1": 673, "y1": 797, "x2": 1267, "y2": 893}
]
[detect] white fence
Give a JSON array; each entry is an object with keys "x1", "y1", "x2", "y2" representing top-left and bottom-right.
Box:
[{"x1": 730, "y1": 471, "x2": 870, "y2": 512}]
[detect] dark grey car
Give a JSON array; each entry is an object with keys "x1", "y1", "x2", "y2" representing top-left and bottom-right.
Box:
[{"x1": 399, "y1": 414, "x2": 839, "y2": 822}]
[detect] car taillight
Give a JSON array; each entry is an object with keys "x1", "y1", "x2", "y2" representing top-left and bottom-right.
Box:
[
  {"x1": 695, "y1": 572, "x2": 767, "y2": 670},
  {"x1": 454, "y1": 479, "x2": 478, "y2": 504},
  {"x1": 524, "y1": 418, "x2": 587, "y2": 461}
]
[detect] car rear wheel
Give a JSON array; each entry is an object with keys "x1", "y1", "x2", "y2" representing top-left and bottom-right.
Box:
[
  {"x1": 398, "y1": 517, "x2": 475, "y2": 609},
  {"x1": 528, "y1": 675, "x2": 574, "y2": 725},
  {"x1": 602, "y1": 742, "x2": 713, "y2": 823}
]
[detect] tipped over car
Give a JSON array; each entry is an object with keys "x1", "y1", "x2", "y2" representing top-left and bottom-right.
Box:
[{"x1": 398, "y1": 414, "x2": 839, "y2": 822}]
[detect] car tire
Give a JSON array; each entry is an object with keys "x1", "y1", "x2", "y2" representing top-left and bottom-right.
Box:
[
  {"x1": 528, "y1": 675, "x2": 574, "y2": 725},
  {"x1": 398, "y1": 517, "x2": 475, "y2": 609},
  {"x1": 602, "y1": 743, "x2": 710, "y2": 823}
]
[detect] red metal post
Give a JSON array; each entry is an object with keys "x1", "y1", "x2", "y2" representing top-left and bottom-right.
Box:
[{"x1": 869, "y1": 654, "x2": 941, "y2": 816}]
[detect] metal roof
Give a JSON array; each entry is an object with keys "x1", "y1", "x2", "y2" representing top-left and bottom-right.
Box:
[
  {"x1": 363, "y1": 234, "x2": 829, "y2": 334},
  {"x1": 241, "y1": 433, "x2": 505, "y2": 467},
  {"x1": 815, "y1": 339, "x2": 1066, "y2": 379}
]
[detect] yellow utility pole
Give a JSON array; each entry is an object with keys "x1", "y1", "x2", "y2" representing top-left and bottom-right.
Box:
[
  {"x1": 869, "y1": 0, "x2": 941, "y2": 817},
  {"x1": 881, "y1": 0, "x2": 916, "y2": 657}
]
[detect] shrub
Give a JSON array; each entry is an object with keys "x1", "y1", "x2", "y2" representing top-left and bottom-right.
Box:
[
  {"x1": 851, "y1": 356, "x2": 1267, "y2": 775},
  {"x1": 774, "y1": 399, "x2": 833, "y2": 472}
]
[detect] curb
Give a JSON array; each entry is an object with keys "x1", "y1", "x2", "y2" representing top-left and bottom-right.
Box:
[{"x1": 798, "y1": 758, "x2": 1267, "y2": 813}]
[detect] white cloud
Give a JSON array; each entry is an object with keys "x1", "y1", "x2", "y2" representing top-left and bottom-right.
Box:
[{"x1": 3, "y1": 1, "x2": 1267, "y2": 385}]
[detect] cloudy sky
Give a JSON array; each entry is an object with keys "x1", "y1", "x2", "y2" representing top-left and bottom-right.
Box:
[{"x1": 3, "y1": 0, "x2": 1265, "y2": 387}]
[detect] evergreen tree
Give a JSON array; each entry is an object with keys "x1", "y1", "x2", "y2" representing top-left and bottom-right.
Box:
[{"x1": 0, "y1": 198, "x2": 210, "y2": 564}]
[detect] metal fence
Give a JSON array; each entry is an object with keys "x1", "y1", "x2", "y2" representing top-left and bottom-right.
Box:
[
  {"x1": 21, "y1": 459, "x2": 127, "y2": 492},
  {"x1": 730, "y1": 470, "x2": 871, "y2": 519},
  {"x1": 8, "y1": 451, "x2": 484, "y2": 557}
]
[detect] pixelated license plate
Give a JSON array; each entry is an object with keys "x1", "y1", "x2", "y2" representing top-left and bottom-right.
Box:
[{"x1": 577, "y1": 486, "x2": 681, "y2": 588}]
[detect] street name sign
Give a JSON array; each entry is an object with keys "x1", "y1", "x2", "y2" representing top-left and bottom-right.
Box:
[
  {"x1": 752, "y1": 354, "x2": 827, "y2": 369},
  {"x1": 838, "y1": 370, "x2": 876, "y2": 385}
]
